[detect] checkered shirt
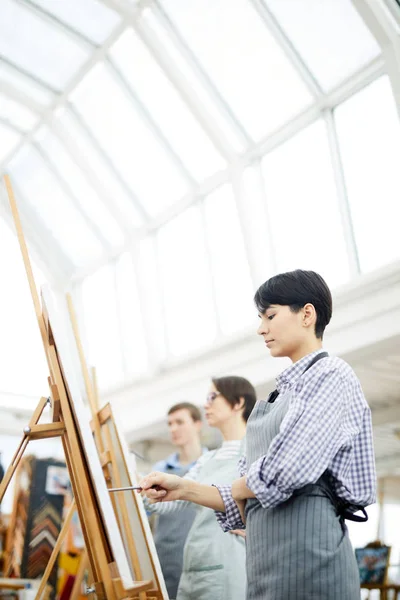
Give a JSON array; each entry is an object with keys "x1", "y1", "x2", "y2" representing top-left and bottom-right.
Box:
[{"x1": 214, "y1": 350, "x2": 377, "y2": 531}]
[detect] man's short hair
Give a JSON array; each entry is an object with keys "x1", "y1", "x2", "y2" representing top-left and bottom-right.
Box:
[
  {"x1": 254, "y1": 269, "x2": 332, "y2": 339},
  {"x1": 168, "y1": 402, "x2": 202, "y2": 422}
]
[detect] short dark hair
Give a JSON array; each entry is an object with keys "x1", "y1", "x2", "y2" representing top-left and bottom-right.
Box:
[
  {"x1": 211, "y1": 376, "x2": 256, "y2": 422},
  {"x1": 254, "y1": 269, "x2": 332, "y2": 339},
  {"x1": 168, "y1": 402, "x2": 202, "y2": 422}
]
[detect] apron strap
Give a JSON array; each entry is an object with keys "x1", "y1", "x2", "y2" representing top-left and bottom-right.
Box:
[
  {"x1": 341, "y1": 507, "x2": 369, "y2": 522},
  {"x1": 268, "y1": 351, "x2": 329, "y2": 403}
]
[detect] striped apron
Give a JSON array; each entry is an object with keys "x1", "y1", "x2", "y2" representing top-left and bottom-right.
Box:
[{"x1": 245, "y1": 384, "x2": 360, "y2": 599}]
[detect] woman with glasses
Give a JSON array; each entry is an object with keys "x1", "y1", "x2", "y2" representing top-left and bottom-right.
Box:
[
  {"x1": 145, "y1": 375, "x2": 256, "y2": 600},
  {"x1": 141, "y1": 270, "x2": 376, "y2": 600}
]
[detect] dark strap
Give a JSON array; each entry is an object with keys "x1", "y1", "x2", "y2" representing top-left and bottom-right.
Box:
[
  {"x1": 268, "y1": 351, "x2": 329, "y2": 403},
  {"x1": 342, "y1": 507, "x2": 368, "y2": 522},
  {"x1": 338, "y1": 501, "x2": 369, "y2": 522}
]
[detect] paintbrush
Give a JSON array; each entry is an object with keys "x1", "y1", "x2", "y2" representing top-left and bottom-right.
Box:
[{"x1": 108, "y1": 485, "x2": 161, "y2": 492}]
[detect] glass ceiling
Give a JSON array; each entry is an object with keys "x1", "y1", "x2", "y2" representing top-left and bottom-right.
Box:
[{"x1": 0, "y1": 0, "x2": 400, "y2": 395}]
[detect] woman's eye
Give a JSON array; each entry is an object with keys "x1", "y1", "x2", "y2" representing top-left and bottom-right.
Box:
[{"x1": 267, "y1": 315, "x2": 275, "y2": 321}]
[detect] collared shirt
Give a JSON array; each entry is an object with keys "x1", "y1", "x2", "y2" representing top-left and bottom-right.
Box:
[
  {"x1": 147, "y1": 441, "x2": 240, "y2": 516},
  {"x1": 152, "y1": 452, "x2": 187, "y2": 472},
  {"x1": 152, "y1": 447, "x2": 209, "y2": 475},
  {"x1": 214, "y1": 350, "x2": 377, "y2": 531}
]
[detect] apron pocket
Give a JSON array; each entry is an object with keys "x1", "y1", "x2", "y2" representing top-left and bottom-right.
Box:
[{"x1": 188, "y1": 564, "x2": 223, "y2": 572}]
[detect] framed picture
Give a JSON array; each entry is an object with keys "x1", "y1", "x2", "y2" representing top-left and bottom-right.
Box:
[{"x1": 355, "y1": 545, "x2": 391, "y2": 584}]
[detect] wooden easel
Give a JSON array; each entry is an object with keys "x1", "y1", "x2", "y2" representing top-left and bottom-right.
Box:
[
  {"x1": 0, "y1": 175, "x2": 153, "y2": 600},
  {"x1": 65, "y1": 296, "x2": 167, "y2": 600}
]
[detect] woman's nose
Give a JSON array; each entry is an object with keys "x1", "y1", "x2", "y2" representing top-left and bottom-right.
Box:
[{"x1": 257, "y1": 322, "x2": 266, "y2": 336}]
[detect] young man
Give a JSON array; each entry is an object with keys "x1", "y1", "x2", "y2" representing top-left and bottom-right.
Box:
[
  {"x1": 152, "y1": 402, "x2": 204, "y2": 600},
  {"x1": 141, "y1": 270, "x2": 377, "y2": 600}
]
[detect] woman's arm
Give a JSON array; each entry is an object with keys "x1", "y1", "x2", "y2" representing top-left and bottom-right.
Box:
[
  {"x1": 139, "y1": 471, "x2": 225, "y2": 512},
  {"x1": 246, "y1": 364, "x2": 371, "y2": 509},
  {"x1": 232, "y1": 476, "x2": 256, "y2": 500}
]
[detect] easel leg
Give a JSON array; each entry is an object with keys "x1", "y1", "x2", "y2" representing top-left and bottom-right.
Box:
[
  {"x1": 34, "y1": 499, "x2": 76, "y2": 600},
  {"x1": 69, "y1": 549, "x2": 89, "y2": 600},
  {"x1": 0, "y1": 436, "x2": 29, "y2": 503},
  {"x1": 0, "y1": 396, "x2": 49, "y2": 503}
]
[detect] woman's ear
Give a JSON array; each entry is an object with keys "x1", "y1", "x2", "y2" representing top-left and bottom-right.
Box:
[
  {"x1": 302, "y1": 303, "x2": 316, "y2": 329},
  {"x1": 234, "y1": 397, "x2": 245, "y2": 412}
]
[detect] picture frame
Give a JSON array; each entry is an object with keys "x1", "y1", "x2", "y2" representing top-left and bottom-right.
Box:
[{"x1": 355, "y1": 544, "x2": 391, "y2": 585}]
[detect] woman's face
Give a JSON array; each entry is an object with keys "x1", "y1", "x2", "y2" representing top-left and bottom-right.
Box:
[
  {"x1": 257, "y1": 304, "x2": 306, "y2": 359},
  {"x1": 204, "y1": 383, "x2": 235, "y2": 429}
]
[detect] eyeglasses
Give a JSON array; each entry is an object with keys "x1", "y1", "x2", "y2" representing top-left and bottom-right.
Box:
[{"x1": 205, "y1": 391, "x2": 221, "y2": 405}]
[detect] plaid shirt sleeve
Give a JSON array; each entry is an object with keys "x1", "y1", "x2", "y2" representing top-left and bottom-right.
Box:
[
  {"x1": 212, "y1": 455, "x2": 247, "y2": 531},
  {"x1": 246, "y1": 361, "x2": 376, "y2": 510}
]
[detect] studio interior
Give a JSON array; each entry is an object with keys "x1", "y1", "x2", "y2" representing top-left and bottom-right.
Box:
[{"x1": 0, "y1": 1, "x2": 399, "y2": 599}]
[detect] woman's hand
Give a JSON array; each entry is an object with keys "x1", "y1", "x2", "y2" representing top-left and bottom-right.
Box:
[
  {"x1": 139, "y1": 472, "x2": 185, "y2": 503},
  {"x1": 230, "y1": 529, "x2": 246, "y2": 539}
]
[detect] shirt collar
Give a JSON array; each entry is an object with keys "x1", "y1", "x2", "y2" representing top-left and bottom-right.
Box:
[
  {"x1": 165, "y1": 452, "x2": 181, "y2": 469},
  {"x1": 276, "y1": 349, "x2": 325, "y2": 390},
  {"x1": 165, "y1": 447, "x2": 208, "y2": 469}
]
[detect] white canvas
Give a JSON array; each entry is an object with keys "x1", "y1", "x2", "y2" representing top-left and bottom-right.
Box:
[
  {"x1": 41, "y1": 285, "x2": 135, "y2": 590},
  {"x1": 109, "y1": 409, "x2": 169, "y2": 598},
  {"x1": 57, "y1": 291, "x2": 168, "y2": 597}
]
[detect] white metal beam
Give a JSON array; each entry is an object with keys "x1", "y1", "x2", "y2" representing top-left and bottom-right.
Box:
[
  {"x1": 198, "y1": 199, "x2": 222, "y2": 339},
  {"x1": 0, "y1": 20, "x2": 141, "y2": 280},
  {"x1": 69, "y1": 53, "x2": 384, "y2": 284},
  {"x1": 248, "y1": 55, "x2": 385, "y2": 163},
  {"x1": 232, "y1": 161, "x2": 278, "y2": 287},
  {"x1": 351, "y1": 0, "x2": 400, "y2": 120},
  {"x1": 69, "y1": 105, "x2": 149, "y2": 223},
  {"x1": 0, "y1": 53, "x2": 58, "y2": 94},
  {"x1": 130, "y1": 235, "x2": 168, "y2": 370},
  {"x1": 111, "y1": 257, "x2": 127, "y2": 377},
  {"x1": 0, "y1": 80, "x2": 45, "y2": 115},
  {"x1": 107, "y1": 58, "x2": 196, "y2": 185},
  {"x1": 50, "y1": 119, "x2": 134, "y2": 240},
  {"x1": 99, "y1": 0, "x2": 246, "y2": 160},
  {"x1": 324, "y1": 110, "x2": 361, "y2": 277},
  {"x1": 0, "y1": 116, "x2": 24, "y2": 136},
  {"x1": 17, "y1": 0, "x2": 97, "y2": 49},
  {"x1": 0, "y1": 179, "x2": 71, "y2": 287},
  {"x1": 152, "y1": 0, "x2": 252, "y2": 147},
  {"x1": 249, "y1": 0, "x2": 323, "y2": 98},
  {"x1": 33, "y1": 142, "x2": 112, "y2": 252},
  {"x1": 230, "y1": 166, "x2": 269, "y2": 291},
  {"x1": 133, "y1": 15, "x2": 241, "y2": 162},
  {"x1": 0, "y1": 0, "x2": 390, "y2": 291},
  {"x1": 0, "y1": 20, "x2": 129, "y2": 175}
]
